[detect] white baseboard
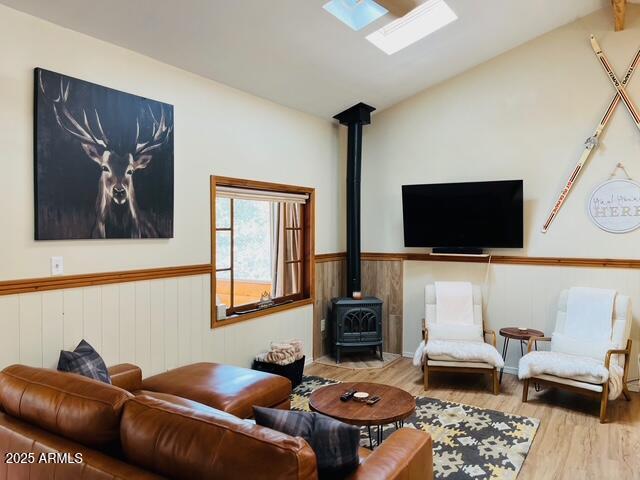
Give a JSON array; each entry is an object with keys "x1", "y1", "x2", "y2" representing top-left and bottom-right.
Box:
[{"x1": 500, "y1": 366, "x2": 519, "y2": 376}]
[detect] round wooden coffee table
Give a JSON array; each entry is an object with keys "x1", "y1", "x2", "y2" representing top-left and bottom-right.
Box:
[
  {"x1": 309, "y1": 382, "x2": 415, "y2": 449},
  {"x1": 499, "y1": 327, "x2": 545, "y2": 383}
]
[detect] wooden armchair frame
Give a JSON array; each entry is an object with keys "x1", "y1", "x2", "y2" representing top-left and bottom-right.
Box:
[
  {"x1": 521, "y1": 336, "x2": 632, "y2": 423},
  {"x1": 422, "y1": 324, "x2": 500, "y2": 395}
]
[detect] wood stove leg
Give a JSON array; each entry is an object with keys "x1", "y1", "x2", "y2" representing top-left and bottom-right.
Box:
[
  {"x1": 378, "y1": 344, "x2": 384, "y2": 361},
  {"x1": 336, "y1": 347, "x2": 341, "y2": 364}
]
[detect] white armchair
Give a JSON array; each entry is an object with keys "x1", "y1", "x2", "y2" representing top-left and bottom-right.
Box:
[
  {"x1": 520, "y1": 289, "x2": 633, "y2": 423},
  {"x1": 422, "y1": 284, "x2": 503, "y2": 395}
]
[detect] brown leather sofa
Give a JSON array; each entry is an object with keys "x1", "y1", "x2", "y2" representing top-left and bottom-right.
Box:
[
  {"x1": 139, "y1": 362, "x2": 293, "y2": 418},
  {"x1": 0, "y1": 364, "x2": 433, "y2": 480}
]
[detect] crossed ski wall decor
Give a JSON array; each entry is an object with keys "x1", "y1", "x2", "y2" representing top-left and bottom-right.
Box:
[{"x1": 541, "y1": 36, "x2": 640, "y2": 233}]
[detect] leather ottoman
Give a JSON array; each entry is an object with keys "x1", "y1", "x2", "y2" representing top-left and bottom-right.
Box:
[{"x1": 139, "y1": 362, "x2": 292, "y2": 419}]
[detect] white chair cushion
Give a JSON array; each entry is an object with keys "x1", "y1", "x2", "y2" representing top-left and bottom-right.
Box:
[
  {"x1": 551, "y1": 332, "x2": 613, "y2": 362},
  {"x1": 555, "y1": 290, "x2": 631, "y2": 353},
  {"x1": 428, "y1": 360, "x2": 495, "y2": 369},
  {"x1": 425, "y1": 284, "x2": 483, "y2": 327},
  {"x1": 532, "y1": 374, "x2": 604, "y2": 392},
  {"x1": 518, "y1": 350, "x2": 608, "y2": 384},
  {"x1": 426, "y1": 339, "x2": 504, "y2": 367},
  {"x1": 565, "y1": 287, "x2": 615, "y2": 342},
  {"x1": 427, "y1": 323, "x2": 483, "y2": 342},
  {"x1": 551, "y1": 290, "x2": 632, "y2": 374}
]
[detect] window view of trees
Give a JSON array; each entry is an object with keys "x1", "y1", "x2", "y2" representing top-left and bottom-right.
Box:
[
  {"x1": 216, "y1": 198, "x2": 273, "y2": 308},
  {"x1": 211, "y1": 177, "x2": 312, "y2": 325}
]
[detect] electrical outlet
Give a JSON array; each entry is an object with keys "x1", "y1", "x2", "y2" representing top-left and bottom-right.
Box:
[
  {"x1": 320, "y1": 318, "x2": 326, "y2": 331},
  {"x1": 50, "y1": 256, "x2": 64, "y2": 276}
]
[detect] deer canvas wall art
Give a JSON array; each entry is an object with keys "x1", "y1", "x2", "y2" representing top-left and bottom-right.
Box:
[{"x1": 34, "y1": 68, "x2": 174, "y2": 239}]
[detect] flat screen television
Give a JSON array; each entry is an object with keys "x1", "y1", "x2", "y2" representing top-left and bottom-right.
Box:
[{"x1": 402, "y1": 180, "x2": 523, "y2": 250}]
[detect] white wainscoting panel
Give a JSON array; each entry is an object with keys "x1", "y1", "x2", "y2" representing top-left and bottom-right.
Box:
[
  {"x1": 83, "y1": 287, "x2": 102, "y2": 358},
  {"x1": 404, "y1": 261, "x2": 640, "y2": 387},
  {"x1": 101, "y1": 285, "x2": 120, "y2": 369},
  {"x1": 119, "y1": 283, "x2": 136, "y2": 365},
  {"x1": 42, "y1": 291, "x2": 64, "y2": 369},
  {"x1": 149, "y1": 280, "x2": 165, "y2": 375},
  {"x1": 163, "y1": 278, "x2": 179, "y2": 371},
  {"x1": 19, "y1": 294, "x2": 42, "y2": 367},
  {"x1": 0, "y1": 296, "x2": 19, "y2": 369},
  {"x1": 0, "y1": 274, "x2": 313, "y2": 377},
  {"x1": 63, "y1": 289, "x2": 84, "y2": 355}
]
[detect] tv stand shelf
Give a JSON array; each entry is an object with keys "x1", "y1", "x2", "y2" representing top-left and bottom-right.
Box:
[
  {"x1": 431, "y1": 247, "x2": 486, "y2": 256},
  {"x1": 430, "y1": 252, "x2": 490, "y2": 258}
]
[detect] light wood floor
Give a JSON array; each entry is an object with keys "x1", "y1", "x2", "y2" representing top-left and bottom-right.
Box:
[{"x1": 306, "y1": 358, "x2": 640, "y2": 480}]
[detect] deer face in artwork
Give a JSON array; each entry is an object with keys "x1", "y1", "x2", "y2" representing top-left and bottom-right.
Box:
[
  {"x1": 82, "y1": 147, "x2": 151, "y2": 206},
  {"x1": 39, "y1": 71, "x2": 171, "y2": 238}
]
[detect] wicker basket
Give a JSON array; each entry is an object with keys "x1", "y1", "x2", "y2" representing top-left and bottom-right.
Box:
[{"x1": 251, "y1": 356, "x2": 305, "y2": 388}]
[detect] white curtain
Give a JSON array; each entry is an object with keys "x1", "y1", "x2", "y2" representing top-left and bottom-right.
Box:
[{"x1": 271, "y1": 202, "x2": 300, "y2": 297}]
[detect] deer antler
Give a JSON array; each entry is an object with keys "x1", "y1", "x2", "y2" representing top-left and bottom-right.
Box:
[
  {"x1": 38, "y1": 70, "x2": 108, "y2": 149},
  {"x1": 134, "y1": 104, "x2": 172, "y2": 156}
]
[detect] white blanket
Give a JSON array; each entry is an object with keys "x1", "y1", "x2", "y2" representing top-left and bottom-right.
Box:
[
  {"x1": 435, "y1": 281, "x2": 473, "y2": 325},
  {"x1": 566, "y1": 287, "x2": 615, "y2": 343},
  {"x1": 412, "y1": 339, "x2": 504, "y2": 368},
  {"x1": 518, "y1": 351, "x2": 623, "y2": 400}
]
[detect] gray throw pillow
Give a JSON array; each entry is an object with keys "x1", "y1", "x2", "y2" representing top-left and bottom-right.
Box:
[
  {"x1": 57, "y1": 339, "x2": 111, "y2": 384},
  {"x1": 253, "y1": 406, "x2": 360, "y2": 479}
]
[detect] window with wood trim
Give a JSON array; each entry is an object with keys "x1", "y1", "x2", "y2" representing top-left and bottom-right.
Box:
[{"x1": 210, "y1": 176, "x2": 314, "y2": 327}]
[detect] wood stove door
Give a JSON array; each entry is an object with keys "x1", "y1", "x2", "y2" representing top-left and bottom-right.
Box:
[
  {"x1": 358, "y1": 307, "x2": 381, "y2": 341},
  {"x1": 340, "y1": 308, "x2": 363, "y2": 343},
  {"x1": 340, "y1": 307, "x2": 379, "y2": 341}
]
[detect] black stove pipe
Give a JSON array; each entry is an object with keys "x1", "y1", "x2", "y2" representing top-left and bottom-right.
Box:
[{"x1": 333, "y1": 103, "x2": 375, "y2": 299}]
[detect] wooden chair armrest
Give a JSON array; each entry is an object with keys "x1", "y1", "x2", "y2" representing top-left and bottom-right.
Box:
[
  {"x1": 422, "y1": 319, "x2": 428, "y2": 342},
  {"x1": 483, "y1": 330, "x2": 497, "y2": 348},
  {"x1": 527, "y1": 336, "x2": 551, "y2": 352},
  {"x1": 604, "y1": 339, "x2": 632, "y2": 369}
]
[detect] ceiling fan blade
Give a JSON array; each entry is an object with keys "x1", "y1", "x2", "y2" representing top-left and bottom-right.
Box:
[{"x1": 375, "y1": 0, "x2": 419, "y2": 18}]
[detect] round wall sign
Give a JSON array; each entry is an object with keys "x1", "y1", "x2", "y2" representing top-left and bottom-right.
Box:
[{"x1": 587, "y1": 178, "x2": 640, "y2": 233}]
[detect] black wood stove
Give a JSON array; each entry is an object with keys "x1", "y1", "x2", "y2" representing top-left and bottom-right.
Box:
[
  {"x1": 331, "y1": 296, "x2": 383, "y2": 363},
  {"x1": 330, "y1": 103, "x2": 383, "y2": 363}
]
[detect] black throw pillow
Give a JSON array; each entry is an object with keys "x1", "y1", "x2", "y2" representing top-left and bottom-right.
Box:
[
  {"x1": 253, "y1": 406, "x2": 360, "y2": 479},
  {"x1": 57, "y1": 339, "x2": 111, "y2": 384}
]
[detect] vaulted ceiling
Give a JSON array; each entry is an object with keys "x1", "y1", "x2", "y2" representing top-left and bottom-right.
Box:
[{"x1": 0, "y1": 0, "x2": 611, "y2": 118}]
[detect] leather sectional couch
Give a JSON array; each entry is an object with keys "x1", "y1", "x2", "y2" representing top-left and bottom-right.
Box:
[{"x1": 0, "y1": 362, "x2": 433, "y2": 479}]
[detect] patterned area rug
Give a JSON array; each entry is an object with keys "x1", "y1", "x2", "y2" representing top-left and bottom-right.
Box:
[{"x1": 292, "y1": 376, "x2": 540, "y2": 480}]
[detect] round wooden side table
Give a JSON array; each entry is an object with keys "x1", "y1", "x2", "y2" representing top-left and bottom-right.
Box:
[
  {"x1": 309, "y1": 382, "x2": 415, "y2": 449},
  {"x1": 499, "y1": 327, "x2": 545, "y2": 383}
]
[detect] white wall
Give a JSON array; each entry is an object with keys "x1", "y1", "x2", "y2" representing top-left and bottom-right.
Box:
[
  {"x1": 0, "y1": 5, "x2": 339, "y2": 371},
  {"x1": 0, "y1": 4, "x2": 343, "y2": 280},
  {"x1": 362, "y1": 7, "x2": 640, "y2": 382},
  {"x1": 363, "y1": 7, "x2": 640, "y2": 258}
]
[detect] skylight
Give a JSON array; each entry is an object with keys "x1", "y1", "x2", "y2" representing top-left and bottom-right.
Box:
[
  {"x1": 323, "y1": 0, "x2": 388, "y2": 31},
  {"x1": 366, "y1": 0, "x2": 457, "y2": 55}
]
